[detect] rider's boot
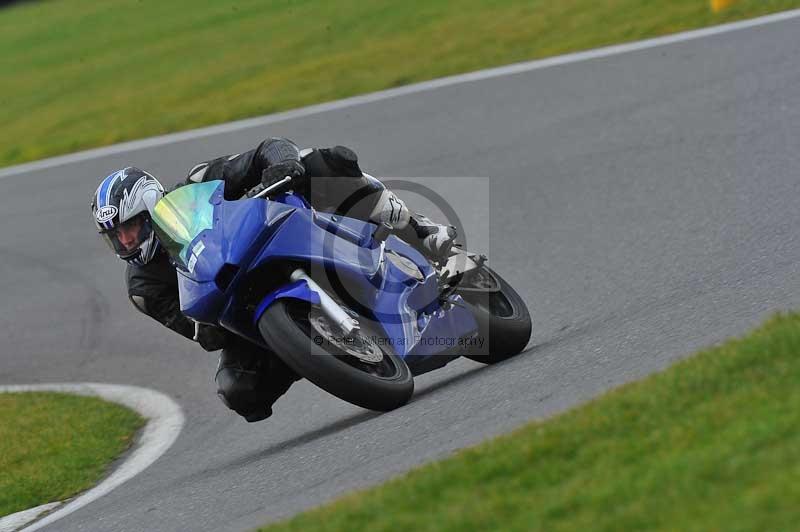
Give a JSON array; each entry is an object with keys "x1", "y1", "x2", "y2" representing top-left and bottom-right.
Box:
[
  {"x1": 409, "y1": 214, "x2": 457, "y2": 261},
  {"x1": 368, "y1": 188, "x2": 457, "y2": 262}
]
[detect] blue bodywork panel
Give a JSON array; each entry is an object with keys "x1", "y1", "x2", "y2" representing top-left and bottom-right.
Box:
[
  {"x1": 252, "y1": 280, "x2": 320, "y2": 324},
  {"x1": 167, "y1": 181, "x2": 477, "y2": 375}
]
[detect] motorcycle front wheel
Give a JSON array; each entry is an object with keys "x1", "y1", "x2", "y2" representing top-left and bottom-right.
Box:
[{"x1": 258, "y1": 300, "x2": 414, "y2": 412}]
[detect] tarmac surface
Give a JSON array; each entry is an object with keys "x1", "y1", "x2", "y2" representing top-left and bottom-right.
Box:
[{"x1": 1, "y1": 14, "x2": 799, "y2": 531}]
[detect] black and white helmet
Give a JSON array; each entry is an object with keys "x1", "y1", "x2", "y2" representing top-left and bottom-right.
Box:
[{"x1": 91, "y1": 167, "x2": 165, "y2": 265}]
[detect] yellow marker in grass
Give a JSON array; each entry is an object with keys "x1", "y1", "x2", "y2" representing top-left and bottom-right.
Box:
[{"x1": 711, "y1": 0, "x2": 735, "y2": 12}]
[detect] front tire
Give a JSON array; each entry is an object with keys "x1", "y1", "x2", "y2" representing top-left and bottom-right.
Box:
[
  {"x1": 458, "y1": 267, "x2": 532, "y2": 364},
  {"x1": 258, "y1": 299, "x2": 414, "y2": 411}
]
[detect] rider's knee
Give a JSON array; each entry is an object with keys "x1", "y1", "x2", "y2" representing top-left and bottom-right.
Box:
[{"x1": 215, "y1": 361, "x2": 271, "y2": 422}]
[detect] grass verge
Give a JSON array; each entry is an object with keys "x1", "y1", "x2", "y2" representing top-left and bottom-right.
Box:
[
  {"x1": 0, "y1": 392, "x2": 144, "y2": 517},
  {"x1": 2, "y1": 0, "x2": 800, "y2": 168},
  {"x1": 259, "y1": 312, "x2": 800, "y2": 531}
]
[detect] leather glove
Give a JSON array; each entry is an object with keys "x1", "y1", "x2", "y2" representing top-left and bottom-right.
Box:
[
  {"x1": 261, "y1": 160, "x2": 305, "y2": 188},
  {"x1": 195, "y1": 324, "x2": 229, "y2": 352}
]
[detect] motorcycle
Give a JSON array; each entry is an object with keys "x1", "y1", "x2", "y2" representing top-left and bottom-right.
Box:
[{"x1": 151, "y1": 174, "x2": 531, "y2": 411}]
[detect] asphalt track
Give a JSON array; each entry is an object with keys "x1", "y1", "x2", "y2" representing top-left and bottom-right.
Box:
[{"x1": 2, "y1": 14, "x2": 800, "y2": 532}]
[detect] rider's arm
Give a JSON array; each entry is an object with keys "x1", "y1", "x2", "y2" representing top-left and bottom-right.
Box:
[
  {"x1": 128, "y1": 291, "x2": 196, "y2": 339},
  {"x1": 183, "y1": 137, "x2": 303, "y2": 199},
  {"x1": 129, "y1": 291, "x2": 228, "y2": 351},
  {"x1": 126, "y1": 272, "x2": 196, "y2": 342},
  {"x1": 126, "y1": 260, "x2": 227, "y2": 351}
]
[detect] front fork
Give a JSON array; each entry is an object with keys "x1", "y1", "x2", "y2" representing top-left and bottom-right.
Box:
[{"x1": 290, "y1": 269, "x2": 360, "y2": 335}]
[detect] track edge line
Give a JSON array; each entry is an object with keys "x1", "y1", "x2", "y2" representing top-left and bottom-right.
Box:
[
  {"x1": 1, "y1": 8, "x2": 799, "y2": 180},
  {"x1": 0, "y1": 383, "x2": 185, "y2": 532}
]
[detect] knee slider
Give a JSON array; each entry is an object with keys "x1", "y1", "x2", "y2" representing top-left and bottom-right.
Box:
[{"x1": 215, "y1": 366, "x2": 261, "y2": 412}]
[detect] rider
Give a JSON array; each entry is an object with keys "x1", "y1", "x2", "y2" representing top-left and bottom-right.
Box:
[{"x1": 90, "y1": 137, "x2": 456, "y2": 422}]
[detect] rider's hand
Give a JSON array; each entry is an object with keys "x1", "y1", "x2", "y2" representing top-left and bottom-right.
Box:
[
  {"x1": 261, "y1": 160, "x2": 305, "y2": 188},
  {"x1": 196, "y1": 324, "x2": 229, "y2": 352}
]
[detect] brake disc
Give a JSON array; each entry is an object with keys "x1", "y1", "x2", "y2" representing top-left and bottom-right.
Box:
[{"x1": 308, "y1": 309, "x2": 384, "y2": 364}]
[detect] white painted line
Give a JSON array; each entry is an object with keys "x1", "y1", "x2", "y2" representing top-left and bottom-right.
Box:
[
  {"x1": 1, "y1": 8, "x2": 799, "y2": 181},
  {"x1": 0, "y1": 504, "x2": 60, "y2": 532},
  {"x1": 0, "y1": 384, "x2": 185, "y2": 532}
]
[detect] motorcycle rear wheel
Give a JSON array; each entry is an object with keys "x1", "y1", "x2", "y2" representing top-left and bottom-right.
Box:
[
  {"x1": 457, "y1": 267, "x2": 532, "y2": 364},
  {"x1": 258, "y1": 299, "x2": 414, "y2": 411}
]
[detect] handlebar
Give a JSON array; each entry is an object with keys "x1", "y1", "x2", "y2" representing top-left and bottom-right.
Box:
[{"x1": 245, "y1": 175, "x2": 293, "y2": 199}]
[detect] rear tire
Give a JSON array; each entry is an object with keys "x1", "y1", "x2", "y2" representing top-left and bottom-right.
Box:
[
  {"x1": 458, "y1": 267, "x2": 532, "y2": 364},
  {"x1": 258, "y1": 299, "x2": 414, "y2": 411}
]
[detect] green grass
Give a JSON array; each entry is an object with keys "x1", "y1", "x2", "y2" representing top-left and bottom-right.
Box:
[
  {"x1": 0, "y1": 392, "x2": 144, "y2": 517},
  {"x1": 259, "y1": 312, "x2": 800, "y2": 531},
  {"x1": 2, "y1": 0, "x2": 800, "y2": 168}
]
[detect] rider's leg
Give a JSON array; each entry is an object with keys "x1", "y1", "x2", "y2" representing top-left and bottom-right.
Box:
[
  {"x1": 366, "y1": 187, "x2": 457, "y2": 260},
  {"x1": 301, "y1": 147, "x2": 457, "y2": 260},
  {"x1": 215, "y1": 338, "x2": 300, "y2": 422}
]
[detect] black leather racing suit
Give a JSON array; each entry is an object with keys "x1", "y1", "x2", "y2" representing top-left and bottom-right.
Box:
[{"x1": 126, "y1": 138, "x2": 399, "y2": 422}]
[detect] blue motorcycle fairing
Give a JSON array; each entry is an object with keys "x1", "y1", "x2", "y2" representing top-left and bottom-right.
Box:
[
  {"x1": 252, "y1": 279, "x2": 321, "y2": 324},
  {"x1": 273, "y1": 191, "x2": 311, "y2": 210},
  {"x1": 313, "y1": 212, "x2": 372, "y2": 247},
  {"x1": 168, "y1": 181, "x2": 478, "y2": 370},
  {"x1": 185, "y1": 193, "x2": 297, "y2": 285},
  {"x1": 244, "y1": 206, "x2": 466, "y2": 356},
  {"x1": 177, "y1": 186, "x2": 300, "y2": 322},
  {"x1": 248, "y1": 206, "x2": 385, "y2": 280}
]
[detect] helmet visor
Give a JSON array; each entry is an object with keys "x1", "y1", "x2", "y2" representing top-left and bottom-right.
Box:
[{"x1": 100, "y1": 214, "x2": 152, "y2": 259}]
